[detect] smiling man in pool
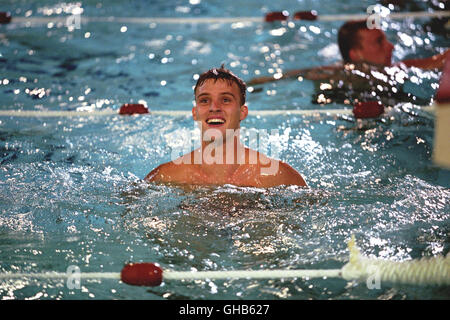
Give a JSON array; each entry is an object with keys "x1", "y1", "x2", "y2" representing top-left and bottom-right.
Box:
[{"x1": 145, "y1": 66, "x2": 307, "y2": 188}]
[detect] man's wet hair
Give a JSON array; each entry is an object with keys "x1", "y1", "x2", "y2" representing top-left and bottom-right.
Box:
[
  {"x1": 194, "y1": 65, "x2": 247, "y2": 106},
  {"x1": 338, "y1": 20, "x2": 369, "y2": 63}
]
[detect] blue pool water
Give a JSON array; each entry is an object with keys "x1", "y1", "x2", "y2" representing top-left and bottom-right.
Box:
[{"x1": 0, "y1": 0, "x2": 449, "y2": 300}]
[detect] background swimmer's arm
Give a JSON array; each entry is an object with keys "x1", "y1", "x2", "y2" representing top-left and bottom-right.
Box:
[
  {"x1": 248, "y1": 65, "x2": 341, "y2": 85},
  {"x1": 399, "y1": 49, "x2": 450, "y2": 70}
]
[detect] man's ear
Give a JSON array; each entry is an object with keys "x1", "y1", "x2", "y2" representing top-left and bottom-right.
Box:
[
  {"x1": 192, "y1": 106, "x2": 197, "y2": 121},
  {"x1": 349, "y1": 48, "x2": 362, "y2": 62},
  {"x1": 240, "y1": 105, "x2": 248, "y2": 121}
]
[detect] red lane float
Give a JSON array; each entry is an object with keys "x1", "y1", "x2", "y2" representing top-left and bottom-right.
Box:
[
  {"x1": 0, "y1": 12, "x2": 11, "y2": 24},
  {"x1": 352, "y1": 101, "x2": 384, "y2": 119},
  {"x1": 119, "y1": 103, "x2": 150, "y2": 115},
  {"x1": 121, "y1": 263, "x2": 163, "y2": 286},
  {"x1": 293, "y1": 10, "x2": 318, "y2": 21},
  {"x1": 265, "y1": 10, "x2": 318, "y2": 22},
  {"x1": 265, "y1": 11, "x2": 289, "y2": 22}
]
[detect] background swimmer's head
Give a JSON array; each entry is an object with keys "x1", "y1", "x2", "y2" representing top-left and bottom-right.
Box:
[
  {"x1": 194, "y1": 65, "x2": 247, "y2": 106},
  {"x1": 338, "y1": 20, "x2": 394, "y2": 66}
]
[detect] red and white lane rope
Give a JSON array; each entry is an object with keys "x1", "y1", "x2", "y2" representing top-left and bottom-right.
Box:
[
  {"x1": 0, "y1": 236, "x2": 448, "y2": 287},
  {"x1": 0, "y1": 105, "x2": 436, "y2": 118}
]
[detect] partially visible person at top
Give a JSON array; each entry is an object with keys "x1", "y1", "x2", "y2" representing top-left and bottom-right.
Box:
[
  {"x1": 337, "y1": 20, "x2": 449, "y2": 70},
  {"x1": 145, "y1": 66, "x2": 307, "y2": 188},
  {"x1": 248, "y1": 20, "x2": 449, "y2": 89}
]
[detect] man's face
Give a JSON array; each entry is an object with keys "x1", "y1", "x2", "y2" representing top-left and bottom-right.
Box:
[
  {"x1": 350, "y1": 29, "x2": 394, "y2": 66},
  {"x1": 192, "y1": 79, "x2": 248, "y2": 139}
]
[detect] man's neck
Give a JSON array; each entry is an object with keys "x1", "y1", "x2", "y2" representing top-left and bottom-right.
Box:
[{"x1": 199, "y1": 138, "x2": 246, "y2": 167}]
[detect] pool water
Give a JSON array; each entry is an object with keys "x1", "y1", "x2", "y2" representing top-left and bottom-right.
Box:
[{"x1": 1, "y1": 0, "x2": 449, "y2": 300}]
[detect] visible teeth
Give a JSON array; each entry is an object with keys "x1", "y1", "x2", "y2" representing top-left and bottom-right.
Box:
[{"x1": 207, "y1": 118, "x2": 225, "y2": 124}]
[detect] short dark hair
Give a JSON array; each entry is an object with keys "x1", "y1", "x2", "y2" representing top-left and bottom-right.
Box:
[
  {"x1": 338, "y1": 20, "x2": 368, "y2": 62},
  {"x1": 194, "y1": 65, "x2": 247, "y2": 106}
]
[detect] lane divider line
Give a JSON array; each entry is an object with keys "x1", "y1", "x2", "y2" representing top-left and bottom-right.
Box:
[
  {"x1": 1, "y1": 236, "x2": 448, "y2": 287},
  {"x1": 0, "y1": 106, "x2": 435, "y2": 118},
  {"x1": 7, "y1": 11, "x2": 450, "y2": 25}
]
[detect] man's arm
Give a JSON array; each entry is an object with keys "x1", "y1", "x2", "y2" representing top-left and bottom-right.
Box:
[
  {"x1": 400, "y1": 49, "x2": 450, "y2": 70},
  {"x1": 248, "y1": 64, "x2": 341, "y2": 85}
]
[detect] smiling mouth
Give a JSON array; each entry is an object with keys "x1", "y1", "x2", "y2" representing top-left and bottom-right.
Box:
[{"x1": 206, "y1": 118, "x2": 226, "y2": 125}]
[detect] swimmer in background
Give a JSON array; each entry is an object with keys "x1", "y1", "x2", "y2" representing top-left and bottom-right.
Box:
[
  {"x1": 248, "y1": 20, "x2": 449, "y2": 100},
  {"x1": 145, "y1": 66, "x2": 307, "y2": 188},
  {"x1": 337, "y1": 20, "x2": 449, "y2": 70}
]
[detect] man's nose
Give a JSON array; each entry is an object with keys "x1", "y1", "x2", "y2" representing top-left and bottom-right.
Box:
[{"x1": 209, "y1": 99, "x2": 221, "y2": 111}]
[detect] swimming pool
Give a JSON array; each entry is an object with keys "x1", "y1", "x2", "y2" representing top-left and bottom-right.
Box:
[{"x1": 0, "y1": 0, "x2": 449, "y2": 300}]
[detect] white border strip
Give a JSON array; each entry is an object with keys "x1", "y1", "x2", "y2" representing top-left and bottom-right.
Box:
[
  {"x1": 0, "y1": 106, "x2": 435, "y2": 118},
  {"x1": 8, "y1": 11, "x2": 450, "y2": 25}
]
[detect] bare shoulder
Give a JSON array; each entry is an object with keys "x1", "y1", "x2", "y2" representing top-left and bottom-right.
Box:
[
  {"x1": 144, "y1": 162, "x2": 174, "y2": 182},
  {"x1": 260, "y1": 159, "x2": 307, "y2": 187},
  {"x1": 144, "y1": 159, "x2": 188, "y2": 183},
  {"x1": 145, "y1": 152, "x2": 201, "y2": 184},
  {"x1": 242, "y1": 149, "x2": 307, "y2": 187},
  {"x1": 278, "y1": 161, "x2": 307, "y2": 186}
]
